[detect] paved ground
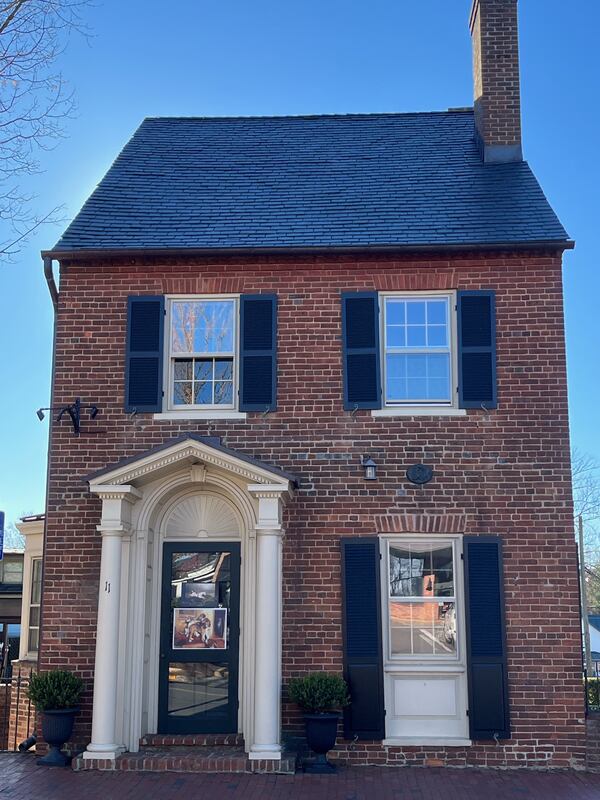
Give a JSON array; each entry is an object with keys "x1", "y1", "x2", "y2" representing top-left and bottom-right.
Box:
[{"x1": 2, "y1": 753, "x2": 600, "y2": 800}]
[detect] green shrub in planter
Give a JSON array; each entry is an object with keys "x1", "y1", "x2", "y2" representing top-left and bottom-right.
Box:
[
  {"x1": 28, "y1": 670, "x2": 83, "y2": 711},
  {"x1": 288, "y1": 673, "x2": 350, "y2": 714}
]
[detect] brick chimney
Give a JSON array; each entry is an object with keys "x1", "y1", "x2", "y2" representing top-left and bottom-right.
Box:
[{"x1": 469, "y1": 0, "x2": 523, "y2": 163}]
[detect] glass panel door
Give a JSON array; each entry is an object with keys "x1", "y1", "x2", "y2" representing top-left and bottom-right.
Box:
[{"x1": 158, "y1": 542, "x2": 240, "y2": 734}]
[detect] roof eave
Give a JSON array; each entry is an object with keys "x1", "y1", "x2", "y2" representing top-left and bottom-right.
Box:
[{"x1": 42, "y1": 239, "x2": 575, "y2": 261}]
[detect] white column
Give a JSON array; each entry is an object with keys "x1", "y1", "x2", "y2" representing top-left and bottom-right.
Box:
[
  {"x1": 83, "y1": 485, "x2": 140, "y2": 761},
  {"x1": 247, "y1": 485, "x2": 289, "y2": 761}
]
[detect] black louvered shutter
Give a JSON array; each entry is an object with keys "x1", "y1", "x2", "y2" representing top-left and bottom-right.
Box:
[
  {"x1": 341, "y1": 538, "x2": 385, "y2": 740},
  {"x1": 341, "y1": 292, "x2": 381, "y2": 410},
  {"x1": 457, "y1": 290, "x2": 497, "y2": 409},
  {"x1": 239, "y1": 294, "x2": 277, "y2": 412},
  {"x1": 125, "y1": 296, "x2": 164, "y2": 413},
  {"x1": 463, "y1": 536, "x2": 511, "y2": 740}
]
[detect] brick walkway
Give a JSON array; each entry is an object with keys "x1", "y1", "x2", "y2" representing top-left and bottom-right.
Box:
[{"x1": 2, "y1": 753, "x2": 600, "y2": 800}]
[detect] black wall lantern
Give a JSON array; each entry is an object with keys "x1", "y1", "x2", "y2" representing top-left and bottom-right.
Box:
[
  {"x1": 36, "y1": 397, "x2": 99, "y2": 437},
  {"x1": 361, "y1": 455, "x2": 377, "y2": 481}
]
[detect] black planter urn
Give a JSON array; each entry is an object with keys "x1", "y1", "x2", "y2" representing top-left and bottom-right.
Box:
[
  {"x1": 37, "y1": 708, "x2": 79, "y2": 767},
  {"x1": 303, "y1": 713, "x2": 340, "y2": 773}
]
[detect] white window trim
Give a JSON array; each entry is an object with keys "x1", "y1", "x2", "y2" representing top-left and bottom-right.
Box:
[
  {"x1": 380, "y1": 534, "x2": 466, "y2": 668},
  {"x1": 374, "y1": 290, "x2": 464, "y2": 418},
  {"x1": 26, "y1": 557, "x2": 42, "y2": 655},
  {"x1": 158, "y1": 294, "x2": 242, "y2": 419}
]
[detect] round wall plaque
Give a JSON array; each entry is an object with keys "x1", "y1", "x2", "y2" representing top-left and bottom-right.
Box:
[{"x1": 406, "y1": 464, "x2": 433, "y2": 485}]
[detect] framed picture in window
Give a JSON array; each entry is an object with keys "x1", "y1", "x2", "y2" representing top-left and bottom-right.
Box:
[{"x1": 172, "y1": 608, "x2": 227, "y2": 650}]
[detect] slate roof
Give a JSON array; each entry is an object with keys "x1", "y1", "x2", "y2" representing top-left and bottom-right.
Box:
[{"x1": 50, "y1": 111, "x2": 570, "y2": 253}]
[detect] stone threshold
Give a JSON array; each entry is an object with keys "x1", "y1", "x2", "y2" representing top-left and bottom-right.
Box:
[{"x1": 73, "y1": 745, "x2": 297, "y2": 775}]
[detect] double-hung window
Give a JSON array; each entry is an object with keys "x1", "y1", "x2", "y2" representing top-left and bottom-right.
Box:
[
  {"x1": 383, "y1": 294, "x2": 454, "y2": 407},
  {"x1": 387, "y1": 539, "x2": 458, "y2": 659},
  {"x1": 168, "y1": 297, "x2": 237, "y2": 410},
  {"x1": 28, "y1": 558, "x2": 42, "y2": 653}
]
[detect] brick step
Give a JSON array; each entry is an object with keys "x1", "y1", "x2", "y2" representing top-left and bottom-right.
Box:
[
  {"x1": 140, "y1": 733, "x2": 245, "y2": 748},
  {"x1": 74, "y1": 746, "x2": 297, "y2": 775}
]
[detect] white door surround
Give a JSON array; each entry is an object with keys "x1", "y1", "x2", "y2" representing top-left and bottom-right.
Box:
[{"x1": 81, "y1": 436, "x2": 294, "y2": 762}]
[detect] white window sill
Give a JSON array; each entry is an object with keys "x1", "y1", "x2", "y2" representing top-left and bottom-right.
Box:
[
  {"x1": 153, "y1": 410, "x2": 247, "y2": 421},
  {"x1": 383, "y1": 737, "x2": 472, "y2": 748},
  {"x1": 372, "y1": 407, "x2": 466, "y2": 417}
]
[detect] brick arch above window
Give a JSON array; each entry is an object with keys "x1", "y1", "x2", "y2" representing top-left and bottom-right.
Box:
[{"x1": 375, "y1": 513, "x2": 467, "y2": 534}]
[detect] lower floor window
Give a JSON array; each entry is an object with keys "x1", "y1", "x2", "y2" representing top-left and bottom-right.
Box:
[{"x1": 387, "y1": 539, "x2": 458, "y2": 658}]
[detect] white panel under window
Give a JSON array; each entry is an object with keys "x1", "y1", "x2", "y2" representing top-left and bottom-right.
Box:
[{"x1": 393, "y1": 677, "x2": 457, "y2": 718}]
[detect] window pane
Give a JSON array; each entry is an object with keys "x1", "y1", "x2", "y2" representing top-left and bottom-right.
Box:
[
  {"x1": 431, "y1": 544, "x2": 454, "y2": 597},
  {"x1": 173, "y1": 359, "x2": 192, "y2": 380},
  {"x1": 168, "y1": 663, "x2": 229, "y2": 716},
  {"x1": 390, "y1": 545, "x2": 456, "y2": 599},
  {"x1": 390, "y1": 601, "x2": 457, "y2": 656},
  {"x1": 171, "y1": 301, "x2": 234, "y2": 354},
  {"x1": 386, "y1": 300, "x2": 405, "y2": 325},
  {"x1": 3, "y1": 561, "x2": 23, "y2": 584},
  {"x1": 387, "y1": 353, "x2": 450, "y2": 403},
  {"x1": 173, "y1": 382, "x2": 193, "y2": 405},
  {"x1": 407, "y1": 301, "x2": 426, "y2": 324},
  {"x1": 215, "y1": 359, "x2": 233, "y2": 380},
  {"x1": 427, "y1": 326, "x2": 447, "y2": 347},
  {"x1": 434, "y1": 602, "x2": 457, "y2": 655},
  {"x1": 28, "y1": 627, "x2": 39, "y2": 653},
  {"x1": 194, "y1": 381, "x2": 213, "y2": 405},
  {"x1": 427, "y1": 300, "x2": 447, "y2": 325},
  {"x1": 214, "y1": 382, "x2": 233, "y2": 405},
  {"x1": 390, "y1": 547, "x2": 431, "y2": 597},
  {"x1": 387, "y1": 326, "x2": 405, "y2": 347},
  {"x1": 406, "y1": 325, "x2": 426, "y2": 347},
  {"x1": 194, "y1": 360, "x2": 213, "y2": 381},
  {"x1": 31, "y1": 560, "x2": 42, "y2": 604}
]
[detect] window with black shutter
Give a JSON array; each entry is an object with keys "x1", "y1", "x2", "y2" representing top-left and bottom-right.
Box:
[
  {"x1": 341, "y1": 538, "x2": 385, "y2": 740},
  {"x1": 125, "y1": 294, "x2": 278, "y2": 415},
  {"x1": 125, "y1": 296, "x2": 165, "y2": 413},
  {"x1": 457, "y1": 290, "x2": 497, "y2": 409},
  {"x1": 463, "y1": 535, "x2": 511, "y2": 740},
  {"x1": 342, "y1": 290, "x2": 497, "y2": 413}
]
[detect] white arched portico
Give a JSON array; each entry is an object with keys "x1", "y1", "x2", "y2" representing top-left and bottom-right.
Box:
[{"x1": 81, "y1": 435, "x2": 295, "y2": 763}]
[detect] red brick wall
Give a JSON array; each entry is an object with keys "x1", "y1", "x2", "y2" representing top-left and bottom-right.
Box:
[{"x1": 39, "y1": 250, "x2": 585, "y2": 767}]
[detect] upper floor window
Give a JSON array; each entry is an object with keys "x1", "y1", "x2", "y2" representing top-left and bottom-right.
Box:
[
  {"x1": 168, "y1": 298, "x2": 237, "y2": 410},
  {"x1": 0, "y1": 557, "x2": 23, "y2": 585},
  {"x1": 382, "y1": 294, "x2": 454, "y2": 407}
]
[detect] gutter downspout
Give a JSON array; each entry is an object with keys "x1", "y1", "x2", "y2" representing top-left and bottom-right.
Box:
[
  {"x1": 43, "y1": 255, "x2": 58, "y2": 310},
  {"x1": 38, "y1": 253, "x2": 58, "y2": 674}
]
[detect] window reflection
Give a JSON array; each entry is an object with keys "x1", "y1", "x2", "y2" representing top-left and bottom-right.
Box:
[{"x1": 388, "y1": 542, "x2": 457, "y2": 657}]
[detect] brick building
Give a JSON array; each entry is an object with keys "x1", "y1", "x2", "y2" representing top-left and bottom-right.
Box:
[{"x1": 38, "y1": 0, "x2": 584, "y2": 771}]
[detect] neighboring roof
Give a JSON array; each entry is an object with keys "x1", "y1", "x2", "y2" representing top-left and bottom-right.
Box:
[
  {"x1": 19, "y1": 514, "x2": 45, "y2": 522},
  {"x1": 49, "y1": 111, "x2": 570, "y2": 254},
  {"x1": 589, "y1": 615, "x2": 600, "y2": 633},
  {"x1": 84, "y1": 433, "x2": 299, "y2": 487}
]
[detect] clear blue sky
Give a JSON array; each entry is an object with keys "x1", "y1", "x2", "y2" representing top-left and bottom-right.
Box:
[{"x1": 0, "y1": 0, "x2": 597, "y2": 528}]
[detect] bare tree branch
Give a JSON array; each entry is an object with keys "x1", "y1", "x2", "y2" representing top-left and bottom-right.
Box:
[{"x1": 0, "y1": 0, "x2": 91, "y2": 259}]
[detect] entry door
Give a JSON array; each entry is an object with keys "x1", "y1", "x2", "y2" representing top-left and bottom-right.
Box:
[{"x1": 158, "y1": 542, "x2": 241, "y2": 734}]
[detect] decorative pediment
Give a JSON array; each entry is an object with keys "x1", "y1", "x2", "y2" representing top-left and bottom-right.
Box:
[{"x1": 86, "y1": 435, "x2": 297, "y2": 494}]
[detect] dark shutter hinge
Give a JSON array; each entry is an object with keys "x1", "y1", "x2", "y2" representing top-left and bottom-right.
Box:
[
  {"x1": 466, "y1": 709, "x2": 470, "y2": 716},
  {"x1": 461, "y1": 553, "x2": 464, "y2": 560}
]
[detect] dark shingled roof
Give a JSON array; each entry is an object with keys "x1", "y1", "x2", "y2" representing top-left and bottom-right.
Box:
[{"x1": 51, "y1": 111, "x2": 570, "y2": 253}]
